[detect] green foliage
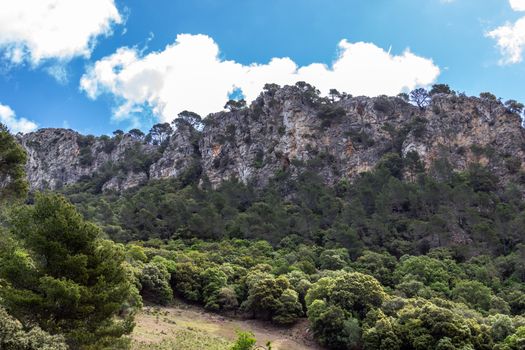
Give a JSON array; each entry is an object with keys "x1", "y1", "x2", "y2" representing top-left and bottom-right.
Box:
[
  {"x1": 480, "y1": 92, "x2": 498, "y2": 101},
  {"x1": 295, "y1": 81, "x2": 321, "y2": 106},
  {"x1": 3, "y1": 228, "x2": 512, "y2": 350},
  {"x1": 0, "y1": 306, "x2": 67, "y2": 350},
  {"x1": 31, "y1": 119, "x2": 525, "y2": 349},
  {"x1": 172, "y1": 262, "x2": 204, "y2": 302},
  {"x1": 451, "y1": 279, "x2": 494, "y2": 312},
  {"x1": 139, "y1": 262, "x2": 173, "y2": 305},
  {"x1": 121, "y1": 142, "x2": 160, "y2": 173},
  {"x1": 224, "y1": 100, "x2": 247, "y2": 111},
  {"x1": 305, "y1": 272, "x2": 385, "y2": 348},
  {"x1": 79, "y1": 149, "x2": 94, "y2": 167},
  {"x1": 316, "y1": 104, "x2": 346, "y2": 128},
  {"x1": 307, "y1": 300, "x2": 362, "y2": 349},
  {"x1": 119, "y1": 236, "x2": 525, "y2": 349},
  {"x1": 409, "y1": 88, "x2": 430, "y2": 109},
  {"x1": 128, "y1": 129, "x2": 145, "y2": 140},
  {"x1": 201, "y1": 267, "x2": 228, "y2": 311},
  {"x1": 253, "y1": 149, "x2": 264, "y2": 169},
  {"x1": 49, "y1": 149, "x2": 525, "y2": 349},
  {"x1": 377, "y1": 153, "x2": 404, "y2": 179},
  {"x1": 148, "y1": 123, "x2": 173, "y2": 145},
  {"x1": 99, "y1": 135, "x2": 116, "y2": 154},
  {"x1": 504, "y1": 100, "x2": 524, "y2": 115},
  {"x1": 480, "y1": 92, "x2": 503, "y2": 112},
  {"x1": 497, "y1": 326, "x2": 525, "y2": 350},
  {"x1": 394, "y1": 255, "x2": 461, "y2": 288},
  {"x1": 306, "y1": 271, "x2": 386, "y2": 319},
  {"x1": 380, "y1": 299, "x2": 492, "y2": 350},
  {"x1": 430, "y1": 84, "x2": 454, "y2": 95},
  {"x1": 319, "y1": 248, "x2": 350, "y2": 270},
  {"x1": 490, "y1": 314, "x2": 515, "y2": 342},
  {"x1": 241, "y1": 271, "x2": 302, "y2": 324},
  {"x1": 230, "y1": 331, "x2": 256, "y2": 350},
  {"x1": 77, "y1": 135, "x2": 96, "y2": 166},
  {"x1": 329, "y1": 88, "x2": 341, "y2": 102},
  {"x1": 4, "y1": 86, "x2": 525, "y2": 350},
  {"x1": 352, "y1": 250, "x2": 397, "y2": 287},
  {"x1": 64, "y1": 152, "x2": 525, "y2": 259},
  {"x1": 175, "y1": 110, "x2": 203, "y2": 130},
  {"x1": 397, "y1": 92, "x2": 409, "y2": 102},
  {"x1": 0, "y1": 124, "x2": 28, "y2": 201},
  {"x1": 373, "y1": 96, "x2": 395, "y2": 114},
  {"x1": 215, "y1": 287, "x2": 239, "y2": 311},
  {"x1": 0, "y1": 193, "x2": 137, "y2": 349},
  {"x1": 346, "y1": 129, "x2": 375, "y2": 147}
]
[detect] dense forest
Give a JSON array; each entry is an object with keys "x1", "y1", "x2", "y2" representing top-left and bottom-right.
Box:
[{"x1": 1, "y1": 86, "x2": 525, "y2": 349}]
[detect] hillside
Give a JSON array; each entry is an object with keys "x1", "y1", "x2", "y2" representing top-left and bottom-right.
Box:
[
  {"x1": 132, "y1": 301, "x2": 321, "y2": 350},
  {"x1": 19, "y1": 83, "x2": 525, "y2": 193},
  {"x1": 2, "y1": 84, "x2": 525, "y2": 350}
]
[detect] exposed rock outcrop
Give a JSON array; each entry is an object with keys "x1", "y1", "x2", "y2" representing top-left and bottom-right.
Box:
[
  {"x1": 19, "y1": 129, "x2": 158, "y2": 191},
  {"x1": 19, "y1": 84, "x2": 525, "y2": 192},
  {"x1": 150, "y1": 122, "x2": 200, "y2": 180}
]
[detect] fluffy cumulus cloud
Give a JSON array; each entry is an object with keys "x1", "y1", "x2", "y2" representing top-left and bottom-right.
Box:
[
  {"x1": 80, "y1": 34, "x2": 439, "y2": 124},
  {"x1": 0, "y1": 103, "x2": 37, "y2": 134},
  {"x1": 487, "y1": 0, "x2": 525, "y2": 64},
  {"x1": 510, "y1": 0, "x2": 525, "y2": 11},
  {"x1": 0, "y1": 0, "x2": 121, "y2": 65}
]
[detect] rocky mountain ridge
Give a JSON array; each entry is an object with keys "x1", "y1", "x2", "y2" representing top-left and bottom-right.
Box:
[{"x1": 19, "y1": 84, "x2": 525, "y2": 192}]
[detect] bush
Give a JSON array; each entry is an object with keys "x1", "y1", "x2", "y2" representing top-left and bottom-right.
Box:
[
  {"x1": 307, "y1": 300, "x2": 362, "y2": 349},
  {"x1": 0, "y1": 124, "x2": 28, "y2": 200},
  {"x1": 230, "y1": 331, "x2": 256, "y2": 350},
  {"x1": 241, "y1": 272, "x2": 302, "y2": 324},
  {"x1": 0, "y1": 306, "x2": 67, "y2": 350},
  {"x1": 79, "y1": 146, "x2": 94, "y2": 166},
  {"x1": 139, "y1": 262, "x2": 173, "y2": 305},
  {"x1": 452, "y1": 280, "x2": 493, "y2": 312},
  {"x1": 317, "y1": 104, "x2": 346, "y2": 128}
]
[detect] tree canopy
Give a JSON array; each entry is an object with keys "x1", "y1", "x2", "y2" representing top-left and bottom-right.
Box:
[
  {"x1": 0, "y1": 124, "x2": 28, "y2": 201},
  {"x1": 0, "y1": 193, "x2": 139, "y2": 349}
]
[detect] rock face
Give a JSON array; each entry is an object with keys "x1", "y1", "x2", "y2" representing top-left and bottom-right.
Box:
[
  {"x1": 20, "y1": 130, "x2": 158, "y2": 191},
  {"x1": 149, "y1": 123, "x2": 200, "y2": 180},
  {"x1": 19, "y1": 85, "x2": 525, "y2": 192},
  {"x1": 200, "y1": 87, "x2": 412, "y2": 188}
]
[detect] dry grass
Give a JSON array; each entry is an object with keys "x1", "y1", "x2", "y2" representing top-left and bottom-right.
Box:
[
  {"x1": 132, "y1": 328, "x2": 230, "y2": 350},
  {"x1": 131, "y1": 301, "x2": 322, "y2": 350}
]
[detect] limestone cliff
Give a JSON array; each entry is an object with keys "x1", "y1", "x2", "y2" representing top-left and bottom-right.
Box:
[
  {"x1": 19, "y1": 84, "x2": 525, "y2": 192},
  {"x1": 19, "y1": 130, "x2": 158, "y2": 191}
]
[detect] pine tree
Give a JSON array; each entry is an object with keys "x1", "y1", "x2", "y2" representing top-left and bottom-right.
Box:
[
  {"x1": 0, "y1": 123, "x2": 28, "y2": 202},
  {"x1": 0, "y1": 193, "x2": 139, "y2": 349}
]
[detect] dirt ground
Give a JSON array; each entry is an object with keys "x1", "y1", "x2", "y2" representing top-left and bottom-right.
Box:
[{"x1": 131, "y1": 300, "x2": 324, "y2": 350}]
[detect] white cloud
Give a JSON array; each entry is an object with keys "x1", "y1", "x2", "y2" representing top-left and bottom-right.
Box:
[
  {"x1": 0, "y1": 103, "x2": 37, "y2": 134},
  {"x1": 486, "y1": 0, "x2": 525, "y2": 64},
  {"x1": 80, "y1": 34, "x2": 440, "y2": 124},
  {"x1": 510, "y1": 0, "x2": 525, "y2": 11},
  {"x1": 487, "y1": 18, "x2": 525, "y2": 64},
  {"x1": 45, "y1": 64, "x2": 69, "y2": 84},
  {"x1": 0, "y1": 0, "x2": 121, "y2": 65}
]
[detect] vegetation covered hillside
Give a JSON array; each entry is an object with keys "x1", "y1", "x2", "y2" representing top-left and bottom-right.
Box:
[{"x1": 1, "y1": 85, "x2": 525, "y2": 350}]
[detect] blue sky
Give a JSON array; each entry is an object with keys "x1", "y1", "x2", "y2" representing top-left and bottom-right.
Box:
[{"x1": 1, "y1": 0, "x2": 525, "y2": 135}]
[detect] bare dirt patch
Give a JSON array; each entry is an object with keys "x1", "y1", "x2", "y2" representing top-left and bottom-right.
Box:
[{"x1": 131, "y1": 300, "x2": 323, "y2": 350}]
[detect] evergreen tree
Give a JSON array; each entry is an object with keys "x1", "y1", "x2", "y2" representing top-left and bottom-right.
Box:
[
  {"x1": 0, "y1": 193, "x2": 138, "y2": 349},
  {"x1": 0, "y1": 123, "x2": 28, "y2": 202}
]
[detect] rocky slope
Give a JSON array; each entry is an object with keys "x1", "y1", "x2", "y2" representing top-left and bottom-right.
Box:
[{"x1": 19, "y1": 84, "x2": 525, "y2": 192}]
